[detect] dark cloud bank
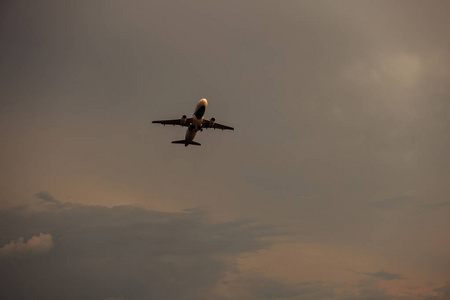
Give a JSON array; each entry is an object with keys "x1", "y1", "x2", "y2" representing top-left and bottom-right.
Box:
[
  {"x1": 0, "y1": 196, "x2": 273, "y2": 300},
  {"x1": 1, "y1": 194, "x2": 445, "y2": 300}
]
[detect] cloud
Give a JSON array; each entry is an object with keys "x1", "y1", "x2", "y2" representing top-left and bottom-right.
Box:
[
  {"x1": 35, "y1": 191, "x2": 60, "y2": 203},
  {"x1": 0, "y1": 233, "x2": 53, "y2": 256},
  {"x1": 350, "y1": 269, "x2": 404, "y2": 281},
  {"x1": 222, "y1": 273, "x2": 301, "y2": 300},
  {"x1": 0, "y1": 199, "x2": 442, "y2": 300},
  {"x1": 0, "y1": 200, "x2": 401, "y2": 300},
  {"x1": 424, "y1": 282, "x2": 450, "y2": 300},
  {"x1": 0, "y1": 201, "x2": 278, "y2": 300},
  {"x1": 423, "y1": 202, "x2": 450, "y2": 209},
  {"x1": 371, "y1": 196, "x2": 414, "y2": 209},
  {"x1": 219, "y1": 277, "x2": 393, "y2": 300},
  {"x1": 361, "y1": 270, "x2": 404, "y2": 281}
]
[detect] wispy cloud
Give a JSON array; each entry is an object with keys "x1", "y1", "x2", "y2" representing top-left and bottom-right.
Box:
[
  {"x1": 423, "y1": 202, "x2": 450, "y2": 209},
  {"x1": 424, "y1": 282, "x2": 450, "y2": 300},
  {"x1": 371, "y1": 196, "x2": 414, "y2": 209},
  {"x1": 351, "y1": 269, "x2": 404, "y2": 281}
]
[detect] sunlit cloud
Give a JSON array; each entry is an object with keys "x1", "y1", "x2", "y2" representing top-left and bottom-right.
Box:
[{"x1": 0, "y1": 233, "x2": 53, "y2": 256}]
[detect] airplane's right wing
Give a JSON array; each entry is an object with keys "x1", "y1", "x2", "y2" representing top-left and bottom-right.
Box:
[{"x1": 202, "y1": 119, "x2": 234, "y2": 130}]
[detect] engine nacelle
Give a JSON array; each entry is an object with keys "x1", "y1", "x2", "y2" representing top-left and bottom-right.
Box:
[
  {"x1": 210, "y1": 117, "x2": 216, "y2": 128},
  {"x1": 180, "y1": 115, "x2": 187, "y2": 125}
]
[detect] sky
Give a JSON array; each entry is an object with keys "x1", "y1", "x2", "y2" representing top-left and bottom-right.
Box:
[{"x1": 1, "y1": 0, "x2": 450, "y2": 299}]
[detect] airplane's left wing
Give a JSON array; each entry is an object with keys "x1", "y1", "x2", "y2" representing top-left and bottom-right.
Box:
[
  {"x1": 152, "y1": 118, "x2": 193, "y2": 127},
  {"x1": 202, "y1": 119, "x2": 234, "y2": 130}
]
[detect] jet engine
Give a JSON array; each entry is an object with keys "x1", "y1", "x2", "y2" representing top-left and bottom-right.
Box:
[
  {"x1": 210, "y1": 117, "x2": 216, "y2": 128},
  {"x1": 180, "y1": 115, "x2": 187, "y2": 125}
]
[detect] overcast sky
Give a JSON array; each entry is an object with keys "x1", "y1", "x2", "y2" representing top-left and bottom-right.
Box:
[{"x1": 1, "y1": 1, "x2": 450, "y2": 299}]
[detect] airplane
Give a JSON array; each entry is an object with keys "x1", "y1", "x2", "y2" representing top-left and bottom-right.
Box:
[{"x1": 152, "y1": 98, "x2": 234, "y2": 146}]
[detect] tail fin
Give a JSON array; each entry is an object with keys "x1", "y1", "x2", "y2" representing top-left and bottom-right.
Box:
[{"x1": 171, "y1": 140, "x2": 201, "y2": 146}]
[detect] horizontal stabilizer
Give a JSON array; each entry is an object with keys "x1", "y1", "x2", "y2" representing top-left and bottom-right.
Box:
[
  {"x1": 171, "y1": 140, "x2": 186, "y2": 144},
  {"x1": 171, "y1": 140, "x2": 201, "y2": 146}
]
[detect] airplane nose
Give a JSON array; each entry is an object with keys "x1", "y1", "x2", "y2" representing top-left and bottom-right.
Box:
[{"x1": 200, "y1": 98, "x2": 208, "y2": 107}]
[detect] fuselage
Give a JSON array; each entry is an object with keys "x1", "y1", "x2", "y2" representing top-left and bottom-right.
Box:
[{"x1": 185, "y1": 98, "x2": 208, "y2": 145}]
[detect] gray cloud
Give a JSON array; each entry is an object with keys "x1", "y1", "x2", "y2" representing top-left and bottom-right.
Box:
[
  {"x1": 0, "y1": 199, "x2": 278, "y2": 300},
  {"x1": 423, "y1": 202, "x2": 450, "y2": 209},
  {"x1": 0, "y1": 233, "x2": 53, "y2": 256},
  {"x1": 0, "y1": 197, "x2": 441, "y2": 300},
  {"x1": 371, "y1": 196, "x2": 415, "y2": 209},
  {"x1": 35, "y1": 191, "x2": 60, "y2": 203},
  {"x1": 424, "y1": 282, "x2": 450, "y2": 300},
  {"x1": 222, "y1": 277, "x2": 393, "y2": 300},
  {"x1": 227, "y1": 273, "x2": 301, "y2": 300},
  {"x1": 353, "y1": 270, "x2": 404, "y2": 281}
]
